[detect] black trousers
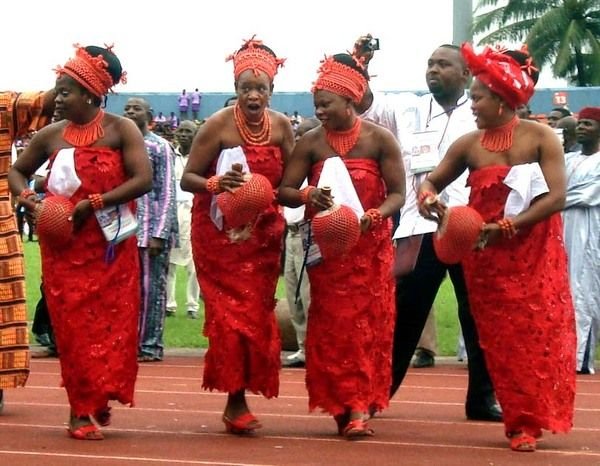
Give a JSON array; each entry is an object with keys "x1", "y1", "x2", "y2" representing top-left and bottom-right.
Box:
[
  {"x1": 390, "y1": 233, "x2": 494, "y2": 404},
  {"x1": 31, "y1": 283, "x2": 55, "y2": 348}
]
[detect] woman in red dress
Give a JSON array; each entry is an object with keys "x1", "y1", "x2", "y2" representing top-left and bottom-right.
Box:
[
  {"x1": 9, "y1": 45, "x2": 152, "y2": 440},
  {"x1": 419, "y1": 44, "x2": 576, "y2": 452},
  {"x1": 181, "y1": 37, "x2": 294, "y2": 434},
  {"x1": 278, "y1": 53, "x2": 405, "y2": 438}
]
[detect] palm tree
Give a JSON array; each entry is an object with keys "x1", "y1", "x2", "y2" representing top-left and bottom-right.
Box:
[{"x1": 472, "y1": 0, "x2": 600, "y2": 86}]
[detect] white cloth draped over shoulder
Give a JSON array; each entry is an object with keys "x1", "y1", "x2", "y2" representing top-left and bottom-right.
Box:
[
  {"x1": 209, "y1": 146, "x2": 249, "y2": 230},
  {"x1": 47, "y1": 148, "x2": 82, "y2": 197},
  {"x1": 316, "y1": 156, "x2": 364, "y2": 221},
  {"x1": 503, "y1": 162, "x2": 549, "y2": 217},
  {"x1": 562, "y1": 151, "x2": 600, "y2": 373}
]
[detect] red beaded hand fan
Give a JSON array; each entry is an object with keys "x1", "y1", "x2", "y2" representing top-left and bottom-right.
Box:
[
  {"x1": 312, "y1": 204, "x2": 361, "y2": 260},
  {"x1": 433, "y1": 206, "x2": 484, "y2": 264},
  {"x1": 216, "y1": 173, "x2": 274, "y2": 229},
  {"x1": 35, "y1": 195, "x2": 74, "y2": 247}
]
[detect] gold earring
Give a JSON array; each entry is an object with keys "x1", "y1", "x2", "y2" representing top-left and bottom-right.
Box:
[{"x1": 498, "y1": 105, "x2": 504, "y2": 116}]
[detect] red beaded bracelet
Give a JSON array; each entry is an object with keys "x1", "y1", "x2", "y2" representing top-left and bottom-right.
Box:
[
  {"x1": 205, "y1": 175, "x2": 222, "y2": 194},
  {"x1": 418, "y1": 190, "x2": 436, "y2": 206},
  {"x1": 299, "y1": 186, "x2": 317, "y2": 205},
  {"x1": 497, "y1": 218, "x2": 517, "y2": 238},
  {"x1": 19, "y1": 188, "x2": 36, "y2": 200},
  {"x1": 365, "y1": 208, "x2": 383, "y2": 228},
  {"x1": 88, "y1": 193, "x2": 104, "y2": 211}
]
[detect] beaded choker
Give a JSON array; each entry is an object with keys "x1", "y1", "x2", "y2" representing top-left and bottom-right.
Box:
[
  {"x1": 325, "y1": 117, "x2": 362, "y2": 157},
  {"x1": 480, "y1": 115, "x2": 519, "y2": 152},
  {"x1": 233, "y1": 104, "x2": 271, "y2": 146},
  {"x1": 63, "y1": 109, "x2": 105, "y2": 147}
]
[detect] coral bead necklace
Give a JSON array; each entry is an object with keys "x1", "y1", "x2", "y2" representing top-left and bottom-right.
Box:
[
  {"x1": 325, "y1": 116, "x2": 362, "y2": 157},
  {"x1": 233, "y1": 104, "x2": 271, "y2": 146}
]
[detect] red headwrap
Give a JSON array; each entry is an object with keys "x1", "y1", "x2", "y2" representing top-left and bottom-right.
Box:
[
  {"x1": 578, "y1": 107, "x2": 600, "y2": 122},
  {"x1": 461, "y1": 43, "x2": 536, "y2": 110},
  {"x1": 226, "y1": 36, "x2": 285, "y2": 81},
  {"x1": 311, "y1": 55, "x2": 367, "y2": 104},
  {"x1": 55, "y1": 44, "x2": 126, "y2": 98}
]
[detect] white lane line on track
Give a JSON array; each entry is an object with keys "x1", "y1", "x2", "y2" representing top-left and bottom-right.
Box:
[{"x1": 0, "y1": 450, "x2": 272, "y2": 466}]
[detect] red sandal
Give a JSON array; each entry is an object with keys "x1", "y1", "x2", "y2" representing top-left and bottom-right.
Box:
[
  {"x1": 222, "y1": 413, "x2": 262, "y2": 435},
  {"x1": 509, "y1": 432, "x2": 536, "y2": 452},
  {"x1": 67, "y1": 423, "x2": 104, "y2": 440},
  {"x1": 342, "y1": 419, "x2": 374, "y2": 439}
]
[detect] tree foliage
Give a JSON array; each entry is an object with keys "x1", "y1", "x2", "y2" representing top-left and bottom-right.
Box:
[{"x1": 472, "y1": 0, "x2": 600, "y2": 86}]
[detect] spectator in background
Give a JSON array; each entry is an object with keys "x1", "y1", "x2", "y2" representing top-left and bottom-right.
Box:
[
  {"x1": 282, "y1": 117, "x2": 320, "y2": 369},
  {"x1": 557, "y1": 115, "x2": 582, "y2": 154},
  {"x1": 166, "y1": 120, "x2": 201, "y2": 319},
  {"x1": 290, "y1": 110, "x2": 303, "y2": 132},
  {"x1": 178, "y1": 89, "x2": 189, "y2": 118},
  {"x1": 547, "y1": 107, "x2": 571, "y2": 128},
  {"x1": 516, "y1": 103, "x2": 532, "y2": 120},
  {"x1": 191, "y1": 88, "x2": 202, "y2": 120},
  {"x1": 563, "y1": 106, "x2": 600, "y2": 375},
  {"x1": 124, "y1": 97, "x2": 178, "y2": 363},
  {"x1": 168, "y1": 112, "x2": 180, "y2": 130}
]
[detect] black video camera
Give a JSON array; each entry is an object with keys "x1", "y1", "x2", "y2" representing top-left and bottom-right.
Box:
[{"x1": 361, "y1": 38, "x2": 380, "y2": 53}]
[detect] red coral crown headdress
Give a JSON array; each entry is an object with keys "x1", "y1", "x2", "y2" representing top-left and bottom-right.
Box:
[
  {"x1": 461, "y1": 42, "x2": 536, "y2": 110},
  {"x1": 55, "y1": 43, "x2": 127, "y2": 98},
  {"x1": 226, "y1": 35, "x2": 285, "y2": 81},
  {"x1": 311, "y1": 54, "x2": 368, "y2": 103}
]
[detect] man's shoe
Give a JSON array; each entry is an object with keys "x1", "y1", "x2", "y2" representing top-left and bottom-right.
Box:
[
  {"x1": 187, "y1": 311, "x2": 198, "y2": 320},
  {"x1": 34, "y1": 333, "x2": 53, "y2": 347},
  {"x1": 282, "y1": 350, "x2": 305, "y2": 368},
  {"x1": 166, "y1": 310, "x2": 176, "y2": 317},
  {"x1": 412, "y1": 349, "x2": 435, "y2": 368},
  {"x1": 466, "y1": 400, "x2": 503, "y2": 422}
]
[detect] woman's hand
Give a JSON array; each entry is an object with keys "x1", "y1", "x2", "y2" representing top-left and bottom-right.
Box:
[
  {"x1": 70, "y1": 199, "x2": 93, "y2": 231},
  {"x1": 418, "y1": 194, "x2": 447, "y2": 223},
  {"x1": 476, "y1": 223, "x2": 502, "y2": 249},
  {"x1": 219, "y1": 169, "x2": 245, "y2": 193},
  {"x1": 308, "y1": 188, "x2": 334, "y2": 212},
  {"x1": 359, "y1": 214, "x2": 372, "y2": 233}
]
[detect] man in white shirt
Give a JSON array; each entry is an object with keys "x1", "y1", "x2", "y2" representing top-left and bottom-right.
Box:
[
  {"x1": 282, "y1": 117, "x2": 320, "y2": 368},
  {"x1": 390, "y1": 44, "x2": 501, "y2": 422}
]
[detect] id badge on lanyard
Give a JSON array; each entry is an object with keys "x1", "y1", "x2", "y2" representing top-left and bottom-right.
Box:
[{"x1": 409, "y1": 130, "x2": 441, "y2": 174}]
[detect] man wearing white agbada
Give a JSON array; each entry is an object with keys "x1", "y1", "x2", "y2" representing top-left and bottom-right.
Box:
[{"x1": 562, "y1": 106, "x2": 600, "y2": 375}]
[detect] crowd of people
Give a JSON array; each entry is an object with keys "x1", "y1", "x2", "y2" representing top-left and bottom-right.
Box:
[{"x1": 0, "y1": 32, "x2": 596, "y2": 454}]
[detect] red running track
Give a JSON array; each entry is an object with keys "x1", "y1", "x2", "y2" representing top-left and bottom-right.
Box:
[{"x1": 0, "y1": 354, "x2": 598, "y2": 466}]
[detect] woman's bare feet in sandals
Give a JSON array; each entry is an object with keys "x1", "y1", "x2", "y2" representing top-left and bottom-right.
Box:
[{"x1": 68, "y1": 413, "x2": 104, "y2": 440}]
